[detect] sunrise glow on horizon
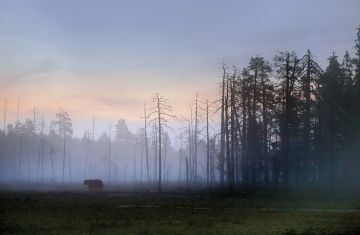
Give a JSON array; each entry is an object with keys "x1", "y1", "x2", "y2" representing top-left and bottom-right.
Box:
[{"x1": 1, "y1": 0, "x2": 359, "y2": 136}]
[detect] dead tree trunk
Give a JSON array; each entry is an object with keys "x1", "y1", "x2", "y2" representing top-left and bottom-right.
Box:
[
  {"x1": 144, "y1": 104, "x2": 150, "y2": 183},
  {"x1": 206, "y1": 99, "x2": 210, "y2": 187},
  {"x1": 194, "y1": 93, "x2": 199, "y2": 182},
  {"x1": 220, "y1": 64, "x2": 226, "y2": 186},
  {"x1": 41, "y1": 114, "x2": 44, "y2": 182}
]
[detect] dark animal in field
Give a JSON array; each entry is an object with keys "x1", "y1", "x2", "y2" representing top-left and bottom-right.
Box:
[{"x1": 83, "y1": 179, "x2": 103, "y2": 190}]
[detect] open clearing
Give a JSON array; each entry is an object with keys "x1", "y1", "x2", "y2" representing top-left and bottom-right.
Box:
[{"x1": 0, "y1": 190, "x2": 360, "y2": 235}]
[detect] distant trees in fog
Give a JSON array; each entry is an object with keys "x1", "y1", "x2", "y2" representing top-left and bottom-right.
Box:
[
  {"x1": 0, "y1": 27, "x2": 359, "y2": 193},
  {"x1": 0, "y1": 109, "x2": 176, "y2": 186}
]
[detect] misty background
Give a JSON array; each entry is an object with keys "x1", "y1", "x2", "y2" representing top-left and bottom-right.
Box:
[{"x1": 0, "y1": 0, "x2": 360, "y2": 190}]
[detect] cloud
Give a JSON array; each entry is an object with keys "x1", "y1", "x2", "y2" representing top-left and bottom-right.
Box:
[{"x1": 0, "y1": 58, "x2": 58, "y2": 87}]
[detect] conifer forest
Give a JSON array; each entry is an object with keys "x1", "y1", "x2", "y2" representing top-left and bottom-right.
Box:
[{"x1": 0, "y1": 1, "x2": 360, "y2": 234}]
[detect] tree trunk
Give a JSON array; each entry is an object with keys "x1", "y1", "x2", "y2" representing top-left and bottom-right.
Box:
[
  {"x1": 220, "y1": 65, "x2": 226, "y2": 186},
  {"x1": 206, "y1": 100, "x2": 210, "y2": 187},
  {"x1": 194, "y1": 93, "x2": 198, "y2": 182},
  {"x1": 157, "y1": 95, "x2": 162, "y2": 192},
  {"x1": 304, "y1": 50, "x2": 312, "y2": 184},
  {"x1": 144, "y1": 104, "x2": 150, "y2": 183}
]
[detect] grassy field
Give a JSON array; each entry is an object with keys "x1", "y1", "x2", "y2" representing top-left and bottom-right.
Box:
[{"x1": 0, "y1": 189, "x2": 360, "y2": 235}]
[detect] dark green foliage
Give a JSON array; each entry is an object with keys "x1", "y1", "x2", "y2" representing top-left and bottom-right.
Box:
[{"x1": 219, "y1": 26, "x2": 360, "y2": 191}]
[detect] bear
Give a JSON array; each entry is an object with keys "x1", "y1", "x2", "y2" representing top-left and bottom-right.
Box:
[{"x1": 83, "y1": 179, "x2": 103, "y2": 190}]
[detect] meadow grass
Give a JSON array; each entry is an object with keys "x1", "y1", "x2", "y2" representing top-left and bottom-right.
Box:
[{"x1": 0, "y1": 190, "x2": 359, "y2": 235}]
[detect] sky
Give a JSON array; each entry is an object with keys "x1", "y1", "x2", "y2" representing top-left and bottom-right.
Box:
[{"x1": 0, "y1": 0, "x2": 360, "y2": 137}]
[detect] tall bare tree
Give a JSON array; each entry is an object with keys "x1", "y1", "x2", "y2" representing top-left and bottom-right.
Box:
[
  {"x1": 143, "y1": 104, "x2": 150, "y2": 183},
  {"x1": 206, "y1": 99, "x2": 210, "y2": 187},
  {"x1": 40, "y1": 113, "x2": 44, "y2": 182},
  {"x1": 55, "y1": 109, "x2": 73, "y2": 183},
  {"x1": 219, "y1": 64, "x2": 226, "y2": 186},
  {"x1": 108, "y1": 123, "x2": 111, "y2": 181},
  {"x1": 148, "y1": 93, "x2": 175, "y2": 192},
  {"x1": 194, "y1": 93, "x2": 199, "y2": 182}
]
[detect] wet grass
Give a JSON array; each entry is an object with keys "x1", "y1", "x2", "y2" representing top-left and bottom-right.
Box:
[{"x1": 0, "y1": 190, "x2": 359, "y2": 235}]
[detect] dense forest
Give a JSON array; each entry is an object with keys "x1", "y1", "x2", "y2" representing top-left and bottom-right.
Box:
[
  {"x1": 1, "y1": 27, "x2": 360, "y2": 193},
  {"x1": 216, "y1": 26, "x2": 360, "y2": 191}
]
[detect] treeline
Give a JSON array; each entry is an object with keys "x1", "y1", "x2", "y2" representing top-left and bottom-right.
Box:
[
  {"x1": 0, "y1": 27, "x2": 359, "y2": 193},
  {"x1": 217, "y1": 27, "x2": 360, "y2": 191},
  {"x1": 0, "y1": 111, "x2": 178, "y2": 184}
]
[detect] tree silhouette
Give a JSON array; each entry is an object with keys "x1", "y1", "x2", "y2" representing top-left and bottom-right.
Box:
[
  {"x1": 54, "y1": 109, "x2": 73, "y2": 183},
  {"x1": 148, "y1": 93, "x2": 175, "y2": 192}
]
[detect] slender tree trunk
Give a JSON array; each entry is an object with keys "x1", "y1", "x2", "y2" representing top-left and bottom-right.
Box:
[
  {"x1": 220, "y1": 65, "x2": 226, "y2": 186},
  {"x1": 241, "y1": 79, "x2": 248, "y2": 186},
  {"x1": 194, "y1": 93, "x2": 198, "y2": 182},
  {"x1": 49, "y1": 122, "x2": 55, "y2": 182},
  {"x1": 108, "y1": 123, "x2": 111, "y2": 181},
  {"x1": 157, "y1": 95, "x2": 162, "y2": 192},
  {"x1": 282, "y1": 52, "x2": 291, "y2": 186},
  {"x1": 225, "y1": 78, "x2": 231, "y2": 189},
  {"x1": 68, "y1": 150, "x2": 71, "y2": 183},
  {"x1": 17, "y1": 100, "x2": 21, "y2": 181},
  {"x1": 178, "y1": 138, "x2": 183, "y2": 183},
  {"x1": 154, "y1": 124, "x2": 158, "y2": 183},
  {"x1": 206, "y1": 100, "x2": 210, "y2": 187},
  {"x1": 141, "y1": 131, "x2": 143, "y2": 184},
  {"x1": 186, "y1": 158, "x2": 189, "y2": 190},
  {"x1": 51, "y1": 145, "x2": 55, "y2": 182},
  {"x1": 163, "y1": 133, "x2": 168, "y2": 183},
  {"x1": 262, "y1": 81, "x2": 269, "y2": 184},
  {"x1": 188, "y1": 120, "x2": 193, "y2": 182},
  {"x1": 18, "y1": 134, "x2": 23, "y2": 181},
  {"x1": 144, "y1": 104, "x2": 150, "y2": 183},
  {"x1": 230, "y1": 73, "x2": 236, "y2": 191},
  {"x1": 41, "y1": 114, "x2": 44, "y2": 182},
  {"x1": 329, "y1": 101, "x2": 335, "y2": 191},
  {"x1": 234, "y1": 112, "x2": 241, "y2": 186},
  {"x1": 250, "y1": 66, "x2": 258, "y2": 184},
  {"x1": 84, "y1": 131, "x2": 89, "y2": 180},
  {"x1": 304, "y1": 50, "x2": 312, "y2": 184},
  {"x1": 211, "y1": 137, "x2": 216, "y2": 186},
  {"x1": 62, "y1": 133, "x2": 66, "y2": 183}
]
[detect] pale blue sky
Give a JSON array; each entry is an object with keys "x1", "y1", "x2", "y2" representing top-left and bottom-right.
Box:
[
  {"x1": 2, "y1": 0, "x2": 359, "y2": 76},
  {"x1": 0, "y1": 0, "x2": 359, "y2": 136}
]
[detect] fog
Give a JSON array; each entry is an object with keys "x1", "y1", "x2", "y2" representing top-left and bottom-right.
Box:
[
  {"x1": 0, "y1": 115, "x2": 215, "y2": 190},
  {"x1": 1, "y1": 27, "x2": 360, "y2": 194}
]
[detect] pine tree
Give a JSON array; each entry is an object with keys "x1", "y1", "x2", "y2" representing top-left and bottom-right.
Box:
[{"x1": 319, "y1": 54, "x2": 343, "y2": 189}]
